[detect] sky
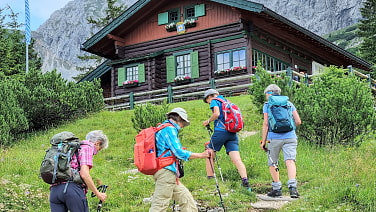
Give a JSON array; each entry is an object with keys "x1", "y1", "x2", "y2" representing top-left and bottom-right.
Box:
[{"x1": 0, "y1": 0, "x2": 71, "y2": 31}]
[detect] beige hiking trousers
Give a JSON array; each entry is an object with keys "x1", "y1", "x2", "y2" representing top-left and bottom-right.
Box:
[{"x1": 149, "y1": 168, "x2": 197, "y2": 212}]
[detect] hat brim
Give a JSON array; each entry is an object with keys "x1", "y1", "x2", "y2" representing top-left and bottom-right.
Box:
[{"x1": 166, "y1": 112, "x2": 190, "y2": 126}]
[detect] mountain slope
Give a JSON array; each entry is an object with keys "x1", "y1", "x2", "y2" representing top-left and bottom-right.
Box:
[
  {"x1": 323, "y1": 24, "x2": 362, "y2": 56},
  {"x1": 33, "y1": 0, "x2": 137, "y2": 80}
]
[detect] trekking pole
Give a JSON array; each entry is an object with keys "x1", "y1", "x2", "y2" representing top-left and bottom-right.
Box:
[
  {"x1": 207, "y1": 151, "x2": 226, "y2": 211},
  {"x1": 206, "y1": 125, "x2": 224, "y2": 182},
  {"x1": 91, "y1": 184, "x2": 108, "y2": 212}
]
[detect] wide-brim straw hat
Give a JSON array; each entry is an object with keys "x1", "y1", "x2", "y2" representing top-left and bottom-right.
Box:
[{"x1": 166, "y1": 107, "x2": 190, "y2": 126}]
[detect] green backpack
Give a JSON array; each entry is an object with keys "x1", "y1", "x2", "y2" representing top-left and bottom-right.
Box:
[{"x1": 40, "y1": 132, "x2": 84, "y2": 184}]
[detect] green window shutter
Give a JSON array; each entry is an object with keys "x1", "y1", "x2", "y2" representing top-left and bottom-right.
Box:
[
  {"x1": 158, "y1": 12, "x2": 169, "y2": 25},
  {"x1": 117, "y1": 67, "x2": 126, "y2": 86},
  {"x1": 191, "y1": 51, "x2": 199, "y2": 79},
  {"x1": 138, "y1": 64, "x2": 145, "y2": 83},
  {"x1": 195, "y1": 4, "x2": 205, "y2": 17},
  {"x1": 166, "y1": 56, "x2": 176, "y2": 83}
]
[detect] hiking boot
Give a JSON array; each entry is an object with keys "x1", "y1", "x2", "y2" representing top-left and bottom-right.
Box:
[
  {"x1": 267, "y1": 189, "x2": 282, "y2": 197},
  {"x1": 241, "y1": 183, "x2": 252, "y2": 192},
  {"x1": 289, "y1": 187, "x2": 300, "y2": 198}
]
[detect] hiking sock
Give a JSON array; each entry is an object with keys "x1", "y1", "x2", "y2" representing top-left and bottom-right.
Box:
[{"x1": 241, "y1": 177, "x2": 250, "y2": 187}]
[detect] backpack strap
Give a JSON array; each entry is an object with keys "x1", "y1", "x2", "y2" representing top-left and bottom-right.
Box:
[
  {"x1": 156, "y1": 123, "x2": 174, "y2": 131},
  {"x1": 212, "y1": 98, "x2": 228, "y2": 130},
  {"x1": 213, "y1": 97, "x2": 228, "y2": 103},
  {"x1": 155, "y1": 123, "x2": 174, "y2": 158}
]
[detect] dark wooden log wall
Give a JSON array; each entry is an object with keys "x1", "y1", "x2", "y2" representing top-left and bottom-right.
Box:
[{"x1": 113, "y1": 22, "x2": 251, "y2": 96}]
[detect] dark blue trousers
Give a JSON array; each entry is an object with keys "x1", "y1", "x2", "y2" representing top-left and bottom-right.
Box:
[{"x1": 50, "y1": 182, "x2": 88, "y2": 212}]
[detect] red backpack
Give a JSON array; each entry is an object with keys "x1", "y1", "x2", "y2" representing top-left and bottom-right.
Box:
[
  {"x1": 213, "y1": 98, "x2": 244, "y2": 133},
  {"x1": 134, "y1": 123, "x2": 176, "y2": 175}
]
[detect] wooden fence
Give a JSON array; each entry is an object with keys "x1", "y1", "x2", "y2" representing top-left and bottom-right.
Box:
[
  {"x1": 104, "y1": 65, "x2": 375, "y2": 110},
  {"x1": 104, "y1": 74, "x2": 252, "y2": 110}
]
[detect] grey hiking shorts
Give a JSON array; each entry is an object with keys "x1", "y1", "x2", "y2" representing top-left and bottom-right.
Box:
[{"x1": 267, "y1": 138, "x2": 297, "y2": 166}]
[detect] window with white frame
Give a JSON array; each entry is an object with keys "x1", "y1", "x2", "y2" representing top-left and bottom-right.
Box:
[
  {"x1": 216, "y1": 48, "x2": 246, "y2": 71},
  {"x1": 117, "y1": 63, "x2": 145, "y2": 86},
  {"x1": 166, "y1": 51, "x2": 199, "y2": 83},
  {"x1": 176, "y1": 54, "x2": 191, "y2": 77},
  {"x1": 126, "y1": 65, "x2": 138, "y2": 81}
]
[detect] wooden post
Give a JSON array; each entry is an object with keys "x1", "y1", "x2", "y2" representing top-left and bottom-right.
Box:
[
  {"x1": 167, "y1": 85, "x2": 173, "y2": 103},
  {"x1": 210, "y1": 78, "x2": 216, "y2": 89},
  {"x1": 129, "y1": 92, "x2": 134, "y2": 109},
  {"x1": 287, "y1": 67, "x2": 292, "y2": 87},
  {"x1": 367, "y1": 74, "x2": 372, "y2": 88},
  {"x1": 347, "y1": 65, "x2": 353, "y2": 76}
]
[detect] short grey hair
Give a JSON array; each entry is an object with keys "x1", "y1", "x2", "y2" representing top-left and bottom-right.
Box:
[
  {"x1": 264, "y1": 84, "x2": 281, "y2": 95},
  {"x1": 86, "y1": 130, "x2": 109, "y2": 149}
]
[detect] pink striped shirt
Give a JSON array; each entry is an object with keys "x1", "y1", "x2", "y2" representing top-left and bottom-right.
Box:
[{"x1": 71, "y1": 140, "x2": 96, "y2": 170}]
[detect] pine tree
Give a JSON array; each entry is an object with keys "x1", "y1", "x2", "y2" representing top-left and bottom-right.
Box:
[
  {"x1": 87, "y1": 0, "x2": 127, "y2": 28},
  {"x1": 358, "y1": 0, "x2": 376, "y2": 77},
  {"x1": 0, "y1": 6, "x2": 41, "y2": 76},
  {"x1": 74, "y1": 0, "x2": 128, "y2": 81}
]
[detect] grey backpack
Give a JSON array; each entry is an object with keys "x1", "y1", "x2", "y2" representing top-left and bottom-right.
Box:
[{"x1": 40, "y1": 132, "x2": 84, "y2": 184}]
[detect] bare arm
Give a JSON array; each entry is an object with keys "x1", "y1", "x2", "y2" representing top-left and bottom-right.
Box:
[
  {"x1": 292, "y1": 110, "x2": 301, "y2": 126},
  {"x1": 80, "y1": 165, "x2": 107, "y2": 202},
  {"x1": 189, "y1": 151, "x2": 210, "y2": 159},
  {"x1": 202, "y1": 106, "x2": 220, "y2": 126}
]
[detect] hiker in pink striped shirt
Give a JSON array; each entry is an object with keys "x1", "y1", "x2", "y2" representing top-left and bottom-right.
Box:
[{"x1": 50, "y1": 130, "x2": 109, "y2": 212}]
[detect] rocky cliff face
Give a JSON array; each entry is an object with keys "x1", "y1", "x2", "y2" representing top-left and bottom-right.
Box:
[
  {"x1": 33, "y1": 0, "x2": 365, "y2": 81},
  {"x1": 252, "y1": 0, "x2": 364, "y2": 36},
  {"x1": 33, "y1": 0, "x2": 137, "y2": 80}
]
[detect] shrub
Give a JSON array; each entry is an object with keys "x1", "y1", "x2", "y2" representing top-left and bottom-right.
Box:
[
  {"x1": 293, "y1": 66, "x2": 375, "y2": 146},
  {"x1": 249, "y1": 61, "x2": 295, "y2": 113},
  {"x1": 0, "y1": 79, "x2": 28, "y2": 145},
  {"x1": 131, "y1": 102, "x2": 170, "y2": 132},
  {"x1": 19, "y1": 69, "x2": 104, "y2": 130},
  {"x1": 249, "y1": 64, "x2": 375, "y2": 146}
]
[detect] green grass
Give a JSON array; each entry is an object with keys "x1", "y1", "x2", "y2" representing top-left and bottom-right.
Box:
[{"x1": 0, "y1": 95, "x2": 375, "y2": 211}]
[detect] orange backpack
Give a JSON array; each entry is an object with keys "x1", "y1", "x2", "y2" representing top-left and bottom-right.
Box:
[{"x1": 134, "y1": 123, "x2": 176, "y2": 175}]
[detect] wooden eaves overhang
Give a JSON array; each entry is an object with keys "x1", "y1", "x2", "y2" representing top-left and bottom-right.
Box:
[
  {"x1": 78, "y1": 59, "x2": 111, "y2": 82},
  {"x1": 81, "y1": 0, "x2": 372, "y2": 70},
  {"x1": 258, "y1": 8, "x2": 372, "y2": 71}
]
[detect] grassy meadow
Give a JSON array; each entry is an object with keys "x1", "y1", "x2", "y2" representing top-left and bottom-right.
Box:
[{"x1": 0, "y1": 95, "x2": 375, "y2": 211}]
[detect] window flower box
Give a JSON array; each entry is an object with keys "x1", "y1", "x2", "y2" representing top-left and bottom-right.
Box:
[
  {"x1": 165, "y1": 22, "x2": 177, "y2": 32},
  {"x1": 123, "y1": 80, "x2": 139, "y2": 88},
  {"x1": 165, "y1": 19, "x2": 197, "y2": 32},
  {"x1": 215, "y1": 66, "x2": 247, "y2": 77},
  {"x1": 173, "y1": 76, "x2": 193, "y2": 85},
  {"x1": 183, "y1": 19, "x2": 196, "y2": 28}
]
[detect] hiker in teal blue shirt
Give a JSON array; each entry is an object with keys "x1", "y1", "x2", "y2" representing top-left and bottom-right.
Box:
[
  {"x1": 202, "y1": 89, "x2": 251, "y2": 191},
  {"x1": 260, "y1": 84, "x2": 302, "y2": 198},
  {"x1": 150, "y1": 107, "x2": 209, "y2": 212}
]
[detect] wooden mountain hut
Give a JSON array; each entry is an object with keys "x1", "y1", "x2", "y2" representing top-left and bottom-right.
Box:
[{"x1": 80, "y1": 0, "x2": 372, "y2": 108}]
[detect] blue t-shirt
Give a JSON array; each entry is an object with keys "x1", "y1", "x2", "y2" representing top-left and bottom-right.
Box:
[
  {"x1": 263, "y1": 101, "x2": 298, "y2": 140},
  {"x1": 210, "y1": 95, "x2": 226, "y2": 132}
]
